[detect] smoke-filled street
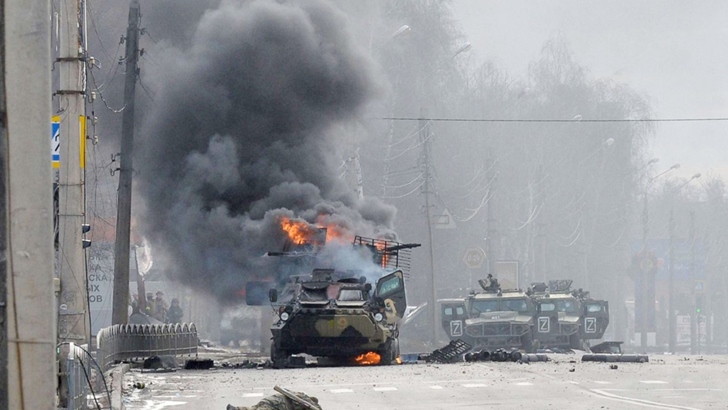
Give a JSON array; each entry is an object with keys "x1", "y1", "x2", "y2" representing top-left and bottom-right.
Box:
[
  {"x1": 122, "y1": 353, "x2": 726, "y2": 410},
  {"x1": 73, "y1": 0, "x2": 728, "y2": 356},
  {"x1": 13, "y1": 0, "x2": 726, "y2": 407}
]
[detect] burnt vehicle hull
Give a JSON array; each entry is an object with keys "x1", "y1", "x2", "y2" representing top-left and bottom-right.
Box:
[
  {"x1": 247, "y1": 232, "x2": 418, "y2": 368},
  {"x1": 273, "y1": 311, "x2": 388, "y2": 355},
  {"x1": 269, "y1": 266, "x2": 408, "y2": 368},
  {"x1": 271, "y1": 310, "x2": 399, "y2": 366}
]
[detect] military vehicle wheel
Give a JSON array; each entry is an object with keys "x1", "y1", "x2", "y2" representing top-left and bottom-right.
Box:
[
  {"x1": 380, "y1": 339, "x2": 397, "y2": 365},
  {"x1": 270, "y1": 343, "x2": 289, "y2": 369},
  {"x1": 569, "y1": 333, "x2": 582, "y2": 350},
  {"x1": 521, "y1": 331, "x2": 535, "y2": 353}
]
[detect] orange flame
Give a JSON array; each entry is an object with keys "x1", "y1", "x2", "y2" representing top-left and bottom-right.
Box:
[
  {"x1": 314, "y1": 215, "x2": 353, "y2": 244},
  {"x1": 376, "y1": 242, "x2": 389, "y2": 268},
  {"x1": 280, "y1": 218, "x2": 317, "y2": 245},
  {"x1": 325, "y1": 225, "x2": 352, "y2": 244},
  {"x1": 354, "y1": 351, "x2": 381, "y2": 365},
  {"x1": 395, "y1": 356, "x2": 402, "y2": 364}
]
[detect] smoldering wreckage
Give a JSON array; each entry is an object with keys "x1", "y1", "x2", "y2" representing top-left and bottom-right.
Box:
[
  {"x1": 124, "y1": 201, "x2": 629, "y2": 408},
  {"x1": 111, "y1": 0, "x2": 638, "y2": 408},
  {"x1": 130, "y1": 222, "x2": 633, "y2": 410}
]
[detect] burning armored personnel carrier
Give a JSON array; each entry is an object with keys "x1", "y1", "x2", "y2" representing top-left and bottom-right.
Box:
[{"x1": 247, "y1": 223, "x2": 419, "y2": 368}]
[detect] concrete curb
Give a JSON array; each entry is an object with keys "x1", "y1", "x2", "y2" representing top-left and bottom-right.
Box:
[{"x1": 109, "y1": 363, "x2": 130, "y2": 410}]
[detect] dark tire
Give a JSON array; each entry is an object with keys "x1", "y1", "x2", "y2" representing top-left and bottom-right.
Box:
[
  {"x1": 569, "y1": 333, "x2": 582, "y2": 350},
  {"x1": 270, "y1": 342, "x2": 289, "y2": 369},
  {"x1": 521, "y1": 331, "x2": 535, "y2": 353},
  {"x1": 380, "y1": 339, "x2": 396, "y2": 365}
]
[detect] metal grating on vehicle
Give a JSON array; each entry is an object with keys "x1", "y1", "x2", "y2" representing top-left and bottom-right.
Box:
[
  {"x1": 353, "y1": 236, "x2": 420, "y2": 276},
  {"x1": 423, "y1": 339, "x2": 473, "y2": 363}
]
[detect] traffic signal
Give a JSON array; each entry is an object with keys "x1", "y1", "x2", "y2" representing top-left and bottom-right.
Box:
[{"x1": 695, "y1": 295, "x2": 703, "y2": 314}]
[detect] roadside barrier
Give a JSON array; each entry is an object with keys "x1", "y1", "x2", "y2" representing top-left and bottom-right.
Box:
[
  {"x1": 96, "y1": 323, "x2": 199, "y2": 370},
  {"x1": 65, "y1": 343, "x2": 92, "y2": 410}
]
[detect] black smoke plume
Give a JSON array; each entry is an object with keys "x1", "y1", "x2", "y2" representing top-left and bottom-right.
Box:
[{"x1": 137, "y1": 0, "x2": 396, "y2": 304}]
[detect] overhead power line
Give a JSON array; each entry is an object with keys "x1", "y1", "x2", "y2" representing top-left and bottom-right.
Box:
[{"x1": 379, "y1": 116, "x2": 728, "y2": 123}]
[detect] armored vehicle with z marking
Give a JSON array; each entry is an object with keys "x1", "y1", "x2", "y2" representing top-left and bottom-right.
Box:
[
  {"x1": 441, "y1": 275, "x2": 537, "y2": 352},
  {"x1": 529, "y1": 280, "x2": 609, "y2": 351},
  {"x1": 440, "y1": 277, "x2": 611, "y2": 353}
]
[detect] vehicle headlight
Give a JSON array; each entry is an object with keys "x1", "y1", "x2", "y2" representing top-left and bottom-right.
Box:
[
  {"x1": 374, "y1": 313, "x2": 384, "y2": 322},
  {"x1": 280, "y1": 312, "x2": 290, "y2": 321}
]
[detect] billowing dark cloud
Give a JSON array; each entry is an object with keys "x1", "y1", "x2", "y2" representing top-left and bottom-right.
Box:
[{"x1": 137, "y1": 0, "x2": 395, "y2": 304}]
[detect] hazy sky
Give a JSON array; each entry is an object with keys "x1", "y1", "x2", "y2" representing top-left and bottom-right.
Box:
[{"x1": 451, "y1": 0, "x2": 728, "y2": 182}]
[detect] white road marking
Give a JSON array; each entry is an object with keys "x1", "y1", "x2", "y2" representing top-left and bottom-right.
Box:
[
  {"x1": 593, "y1": 381, "x2": 612, "y2": 384},
  {"x1": 641, "y1": 380, "x2": 668, "y2": 384},
  {"x1": 568, "y1": 381, "x2": 580, "y2": 385},
  {"x1": 514, "y1": 382, "x2": 533, "y2": 386},
  {"x1": 134, "y1": 400, "x2": 187, "y2": 410},
  {"x1": 329, "y1": 388, "x2": 354, "y2": 394},
  {"x1": 591, "y1": 389, "x2": 704, "y2": 410},
  {"x1": 462, "y1": 383, "x2": 488, "y2": 388},
  {"x1": 429, "y1": 385, "x2": 444, "y2": 390},
  {"x1": 373, "y1": 386, "x2": 398, "y2": 392},
  {"x1": 242, "y1": 393, "x2": 265, "y2": 398}
]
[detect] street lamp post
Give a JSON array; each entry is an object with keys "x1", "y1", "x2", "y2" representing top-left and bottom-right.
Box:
[
  {"x1": 423, "y1": 42, "x2": 472, "y2": 346},
  {"x1": 640, "y1": 163, "x2": 679, "y2": 350},
  {"x1": 668, "y1": 172, "x2": 701, "y2": 353}
]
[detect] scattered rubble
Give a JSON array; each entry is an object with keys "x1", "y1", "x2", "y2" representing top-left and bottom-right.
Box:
[{"x1": 142, "y1": 355, "x2": 178, "y2": 371}]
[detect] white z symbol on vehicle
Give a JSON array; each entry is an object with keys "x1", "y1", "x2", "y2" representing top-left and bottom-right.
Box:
[
  {"x1": 538, "y1": 317, "x2": 550, "y2": 333},
  {"x1": 450, "y1": 320, "x2": 463, "y2": 337},
  {"x1": 585, "y1": 317, "x2": 597, "y2": 333}
]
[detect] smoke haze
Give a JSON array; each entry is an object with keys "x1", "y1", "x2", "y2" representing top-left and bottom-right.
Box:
[{"x1": 136, "y1": 0, "x2": 396, "y2": 304}]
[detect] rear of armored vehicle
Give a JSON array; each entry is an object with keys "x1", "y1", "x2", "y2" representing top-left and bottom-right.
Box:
[
  {"x1": 532, "y1": 294, "x2": 582, "y2": 350},
  {"x1": 580, "y1": 299, "x2": 609, "y2": 341}
]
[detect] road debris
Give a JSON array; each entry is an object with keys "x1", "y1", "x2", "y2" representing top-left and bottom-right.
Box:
[
  {"x1": 184, "y1": 358, "x2": 214, "y2": 369},
  {"x1": 143, "y1": 355, "x2": 178, "y2": 371},
  {"x1": 226, "y1": 385, "x2": 322, "y2": 410},
  {"x1": 581, "y1": 354, "x2": 649, "y2": 363},
  {"x1": 422, "y1": 339, "x2": 472, "y2": 363}
]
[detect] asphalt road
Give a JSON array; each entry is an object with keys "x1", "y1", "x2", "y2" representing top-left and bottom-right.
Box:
[{"x1": 122, "y1": 354, "x2": 727, "y2": 410}]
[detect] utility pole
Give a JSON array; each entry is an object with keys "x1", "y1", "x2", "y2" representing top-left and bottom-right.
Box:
[
  {"x1": 641, "y1": 190, "x2": 649, "y2": 350},
  {"x1": 486, "y1": 152, "x2": 497, "y2": 278},
  {"x1": 669, "y1": 173, "x2": 700, "y2": 353},
  {"x1": 4, "y1": 0, "x2": 57, "y2": 407},
  {"x1": 420, "y1": 112, "x2": 438, "y2": 345},
  {"x1": 668, "y1": 202, "x2": 676, "y2": 353},
  {"x1": 112, "y1": 0, "x2": 141, "y2": 325},
  {"x1": 689, "y1": 210, "x2": 696, "y2": 354},
  {"x1": 57, "y1": 0, "x2": 90, "y2": 347}
]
